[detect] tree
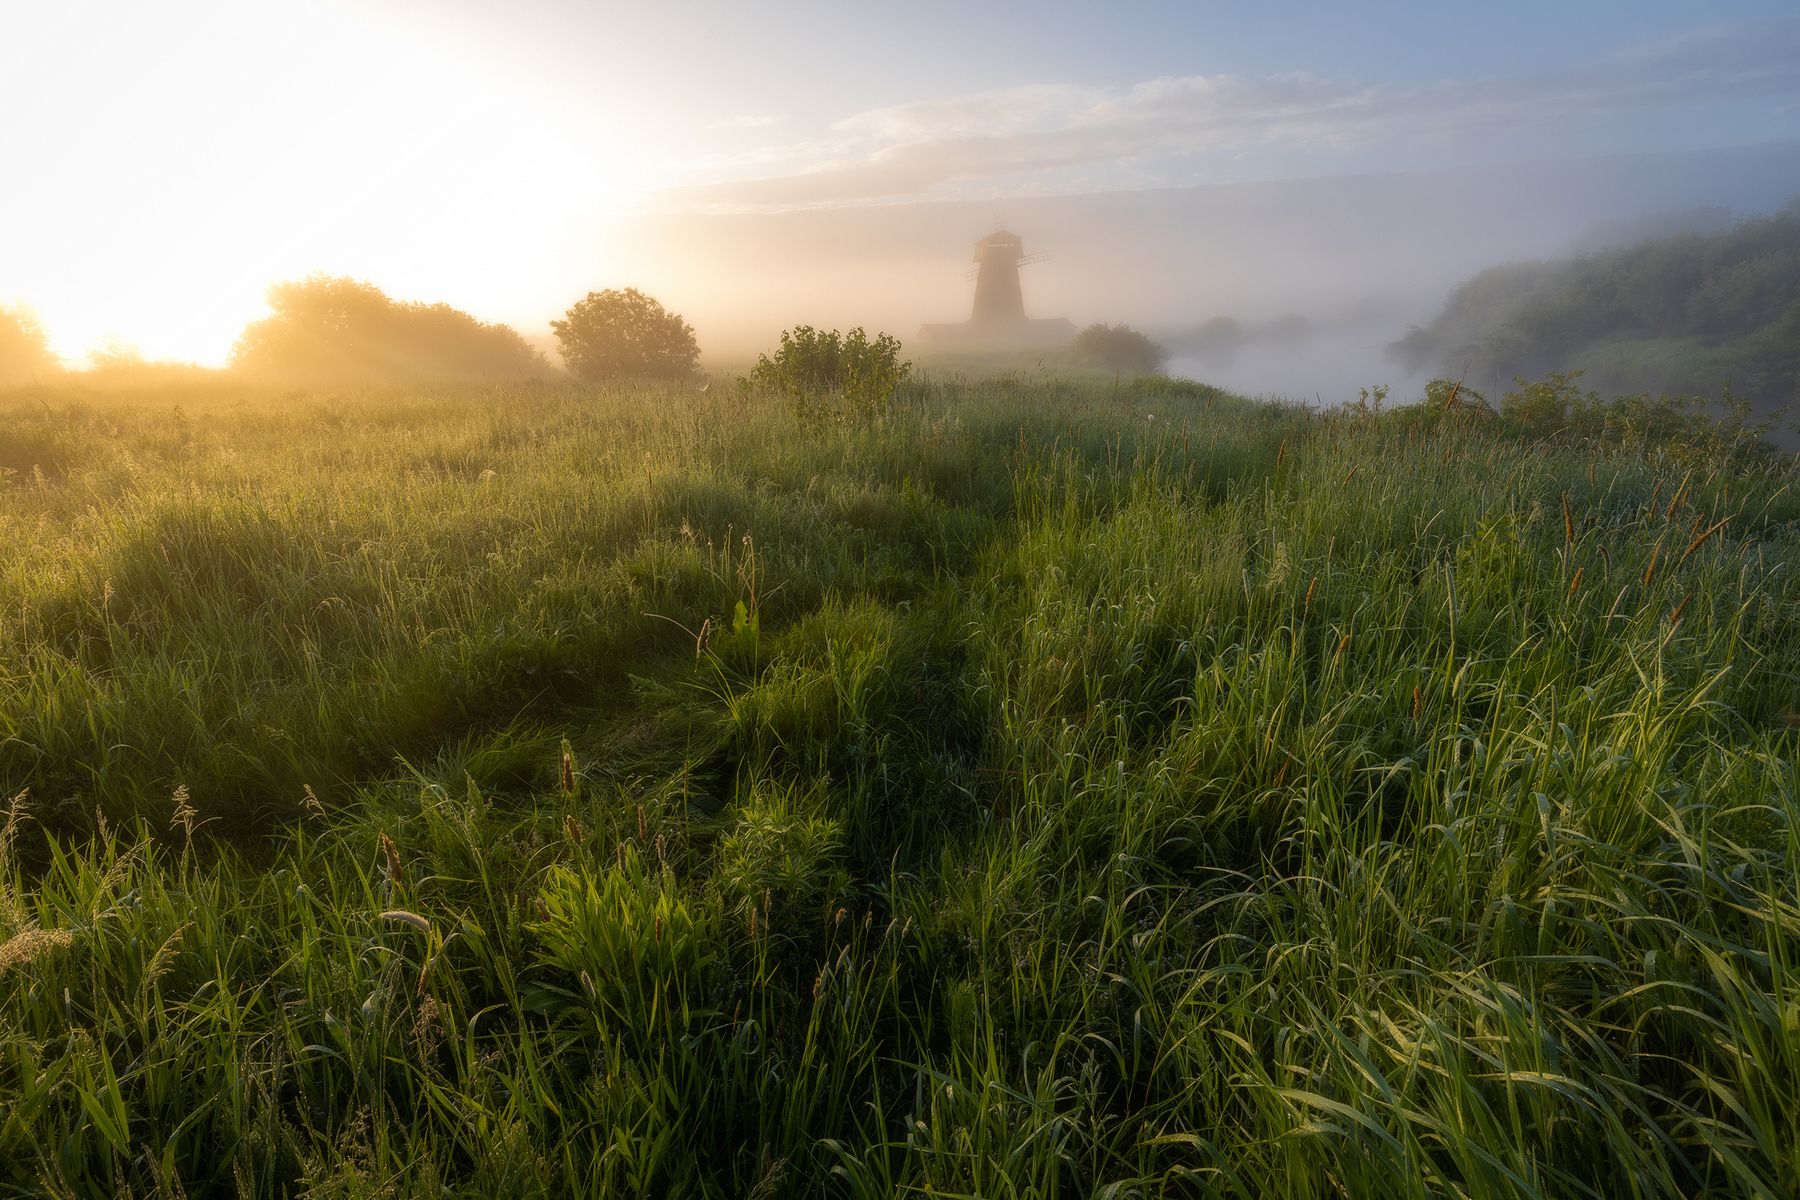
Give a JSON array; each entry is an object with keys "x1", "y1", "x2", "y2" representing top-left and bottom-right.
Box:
[
  {"x1": 1071, "y1": 323, "x2": 1167, "y2": 376},
  {"x1": 231, "y1": 275, "x2": 549, "y2": 386},
  {"x1": 552, "y1": 288, "x2": 699, "y2": 382},
  {"x1": 0, "y1": 304, "x2": 61, "y2": 385}
]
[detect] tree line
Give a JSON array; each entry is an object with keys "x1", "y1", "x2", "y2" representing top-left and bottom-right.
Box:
[
  {"x1": 0, "y1": 278, "x2": 701, "y2": 387},
  {"x1": 4, "y1": 274, "x2": 1174, "y2": 390}
]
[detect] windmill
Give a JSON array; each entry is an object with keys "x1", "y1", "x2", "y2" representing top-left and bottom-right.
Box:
[
  {"x1": 920, "y1": 229, "x2": 1074, "y2": 349},
  {"x1": 964, "y1": 230, "x2": 1050, "y2": 326}
]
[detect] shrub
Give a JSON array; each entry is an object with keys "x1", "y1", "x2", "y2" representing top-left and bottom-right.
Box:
[
  {"x1": 552, "y1": 288, "x2": 699, "y2": 382},
  {"x1": 1072, "y1": 323, "x2": 1166, "y2": 375},
  {"x1": 743, "y1": 326, "x2": 910, "y2": 419},
  {"x1": 231, "y1": 276, "x2": 549, "y2": 386}
]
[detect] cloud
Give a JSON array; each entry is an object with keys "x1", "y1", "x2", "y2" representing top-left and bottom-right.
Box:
[{"x1": 665, "y1": 20, "x2": 1800, "y2": 211}]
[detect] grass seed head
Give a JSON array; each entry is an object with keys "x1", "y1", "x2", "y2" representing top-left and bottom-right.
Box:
[
  {"x1": 1679, "y1": 515, "x2": 1730, "y2": 565},
  {"x1": 170, "y1": 784, "x2": 197, "y2": 842},
  {"x1": 0, "y1": 927, "x2": 75, "y2": 975},
  {"x1": 379, "y1": 833, "x2": 405, "y2": 886},
  {"x1": 379, "y1": 910, "x2": 431, "y2": 934}
]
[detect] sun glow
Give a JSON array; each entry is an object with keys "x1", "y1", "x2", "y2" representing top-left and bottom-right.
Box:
[{"x1": 1, "y1": 1, "x2": 646, "y2": 367}]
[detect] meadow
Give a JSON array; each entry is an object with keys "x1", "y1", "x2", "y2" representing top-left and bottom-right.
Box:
[{"x1": 0, "y1": 372, "x2": 1796, "y2": 1197}]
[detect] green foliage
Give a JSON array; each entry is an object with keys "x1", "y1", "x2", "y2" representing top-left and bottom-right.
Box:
[
  {"x1": 1071, "y1": 321, "x2": 1167, "y2": 375},
  {"x1": 0, "y1": 304, "x2": 60, "y2": 386},
  {"x1": 1, "y1": 375, "x2": 1798, "y2": 1196},
  {"x1": 230, "y1": 275, "x2": 550, "y2": 386},
  {"x1": 531, "y1": 849, "x2": 719, "y2": 1030},
  {"x1": 551, "y1": 287, "x2": 699, "y2": 382},
  {"x1": 1393, "y1": 202, "x2": 1800, "y2": 432},
  {"x1": 744, "y1": 325, "x2": 911, "y2": 419}
]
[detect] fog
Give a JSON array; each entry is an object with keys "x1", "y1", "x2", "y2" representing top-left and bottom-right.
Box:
[{"x1": 610, "y1": 140, "x2": 1800, "y2": 400}]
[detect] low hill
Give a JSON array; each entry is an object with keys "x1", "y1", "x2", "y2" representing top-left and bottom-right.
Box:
[{"x1": 1392, "y1": 201, "x2": 1800, "y2": 435}]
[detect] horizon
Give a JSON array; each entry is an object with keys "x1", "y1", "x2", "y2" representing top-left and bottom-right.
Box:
[{"x1": 5, "y1": 1, "x2": 1800, "y2": 371}]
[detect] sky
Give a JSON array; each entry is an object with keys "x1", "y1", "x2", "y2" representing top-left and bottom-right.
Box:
[{"x1": 4, "y1": 0, "x2": 1800, "y2": 366}]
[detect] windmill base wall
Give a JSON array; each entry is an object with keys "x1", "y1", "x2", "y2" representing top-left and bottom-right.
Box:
[{"x1": 917, "y1": 317, "x2": 1076, "y2": 349}]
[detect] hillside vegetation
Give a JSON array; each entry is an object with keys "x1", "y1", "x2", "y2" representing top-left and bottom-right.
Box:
[
  {"x1": 0, "y1": 374, "x2": 1796, "y2": 1196},
  {"x1": 1392, "y1": 202, "x2": 1800, "y2": 435}
]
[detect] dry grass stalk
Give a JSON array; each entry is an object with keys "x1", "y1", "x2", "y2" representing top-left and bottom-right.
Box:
[{"x1": 1567, "y1": 567, "x2": 1584, "y2": 600}]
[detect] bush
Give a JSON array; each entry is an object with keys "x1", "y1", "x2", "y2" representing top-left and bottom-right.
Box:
[
  {"x1": 231, "y1": 276, "x2": 549, "y2": 386},
  {"x1": 743, "y1": 326, "x2": 910, "y2": 419},
  {"x1": 1071, "y1": 323, "x2": 1167, "y2": 375},
  {"x1": 552, "y1": 288, "x2": 699, "y2": 382}
]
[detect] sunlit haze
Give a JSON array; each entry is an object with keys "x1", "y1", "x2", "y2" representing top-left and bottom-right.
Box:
[{"x1": 5, "y1": 0, "x2": 1800, "y2": 375}]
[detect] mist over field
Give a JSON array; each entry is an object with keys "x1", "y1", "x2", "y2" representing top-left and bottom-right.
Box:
[{"x1": 613, "y1": 141, "x2": 1800, "y2": 399}]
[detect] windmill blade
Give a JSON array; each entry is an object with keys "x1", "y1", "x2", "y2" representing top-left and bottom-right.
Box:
[{"x1": 1017, "y1": 252, "x2": 1051, "y2": 268}]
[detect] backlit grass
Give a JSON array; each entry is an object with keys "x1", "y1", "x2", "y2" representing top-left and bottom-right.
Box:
[{"x1": 1, "y1": 374, "x2": 1796, "y2": 1196}]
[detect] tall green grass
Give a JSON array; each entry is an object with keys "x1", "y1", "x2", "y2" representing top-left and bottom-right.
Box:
[{"x1": 0, "y1": 374, "x2": 1795, "y2": 1196}]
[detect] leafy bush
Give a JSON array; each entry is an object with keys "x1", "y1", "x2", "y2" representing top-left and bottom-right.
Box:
[
  {"x1": 552, "y1": 287, "x2": 699, "y2": 382},
  {"x1": 743, "y1": 326, "x2": 910, "y2": 419},
  {"x1": 231, "y1": 276, "x2": 549, "y2": 386},
  {"x1": 1071, "y1": 322, "x2": 1167, "y2": 375}
]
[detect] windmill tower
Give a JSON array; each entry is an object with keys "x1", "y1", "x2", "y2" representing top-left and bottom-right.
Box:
[
  {"x1": 970, "y1": 230, "x2": 1046, "y2": 325},
  {"x1": 920, "y1": 228, "x2": 1073, "y2": 348}
]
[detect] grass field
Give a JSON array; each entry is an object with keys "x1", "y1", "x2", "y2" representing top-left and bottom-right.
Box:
[{"x1": 1, "y1": 373, "x2": 1796, "y2": 1196}]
